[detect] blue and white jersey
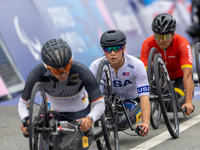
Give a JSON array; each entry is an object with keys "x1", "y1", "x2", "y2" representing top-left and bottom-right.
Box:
[{"x1": 89, "y1": 54, "x2": 150, "y2": 99}]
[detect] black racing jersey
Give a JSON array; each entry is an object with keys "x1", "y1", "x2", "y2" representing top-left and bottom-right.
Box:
[{"x1": 21, "y1": 61, "x2": 102, "y2": 112}]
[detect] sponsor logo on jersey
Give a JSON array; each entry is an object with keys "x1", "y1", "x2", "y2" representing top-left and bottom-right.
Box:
[
  {"x1": 70, "y1": 74, "x2": 79, "y2": 82},
  {"x1": 137, "y1": 86, "x2": 149, "y2": 94},
  {"x1": 122, "y1": 72, "x2": 130, "y2": 76},
  {"x1": 168, "y1": 56, "x2": 176, "y2": 58},
  {"x1": 127, "y1": 64, "x2": 134, "y2": 69},
  {"x1": 187, "y1": 45, "x2": 193, "y2": 63}
]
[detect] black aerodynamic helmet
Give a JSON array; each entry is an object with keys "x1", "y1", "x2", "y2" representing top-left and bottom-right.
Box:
[
  {"x1": 100, "y1": 29, "x2": 126, "y2": 47},
  {"x1": 152, "y1": 13, "x2": 176, "y2": 34},
  {"x1": 41, "y1": 38, "x2": 72, "y2": 68}
]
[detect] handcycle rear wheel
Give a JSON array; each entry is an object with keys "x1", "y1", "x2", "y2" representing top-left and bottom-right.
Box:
[
  {"x1": 95, "y1": 59, "x2": 119, "y2": 150},
  {"x1": 195, "y1": 42, "x2": 200, "y2": 84},
  {"x1": 147, "y1": 47, "x2": 161, "y2": 129},
  {"x1": 153, "y1": 54, "x2": 179, "y2": 139},
  {"x1": 29, "y1": 82, "x2": 50, "y2": 150}
]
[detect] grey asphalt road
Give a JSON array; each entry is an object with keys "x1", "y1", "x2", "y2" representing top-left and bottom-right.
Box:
[{"x1": 0, "y1": 99, "x2": 199, "y2": 150}]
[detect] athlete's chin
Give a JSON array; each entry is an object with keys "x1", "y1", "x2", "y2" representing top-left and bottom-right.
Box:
[
  {"x1": 59, "y1": 77, "x2": 67, "y2": 81},
  {"x1": 158, "y1": 45, "x2": 167, "y2": 49},
  {"x1": 109, "y1": 59, "x2": 118, "y2": 64}
]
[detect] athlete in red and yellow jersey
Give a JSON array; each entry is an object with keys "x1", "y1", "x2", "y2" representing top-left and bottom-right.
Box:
[
  {"x1": 140, "y1": 13, "x2": 194, "y2": 115},
  {"x1": 141, "y1": 34, "x2": 193, "y2": 80}
]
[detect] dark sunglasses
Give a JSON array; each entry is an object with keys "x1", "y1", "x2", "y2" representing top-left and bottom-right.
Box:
[{"x1": 103, "y1": 46, "x2": 123, "y2": 53}]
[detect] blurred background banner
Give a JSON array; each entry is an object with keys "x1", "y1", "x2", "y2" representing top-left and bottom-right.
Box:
[{"x1": 0, "y1": 0, "x2": 193, "y2": 95}]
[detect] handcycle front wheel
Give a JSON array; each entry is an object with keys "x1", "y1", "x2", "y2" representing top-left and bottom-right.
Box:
[
  {"x1": 29, "y1": 82, "x2": 50, "y2": 150},
  {"x1": 147, "y1": 47, "x2": 162, "y2": 129},
  {"x1": 147, "y1": 47, "x2": 159, "y2": 83},
  {"x1": 153, "y1": 54, "x2": 179, "y2": 139},
  {"x1": 95, "y1": 59, "x2": 119, "y2": 150}
]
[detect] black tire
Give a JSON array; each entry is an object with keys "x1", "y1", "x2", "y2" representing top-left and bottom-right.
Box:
[
  {"x1": 95, "y1": 60, "x2": 119, "y2": 150},
  {"x1": 29, "y1": 82, "x2": 50, "y2": 150},
  {"x1": 153, "y1": 54, "x2": 179, "y2": 139},
  {"x1": 147, "y1": 47, "x2": 161, "y2": 129},
  {"x1": 147, "y1": 47, "x2": 158, "y2": 82},
  {"x1": 195, "y1": 42, "x2": 200, "y2": 83}
]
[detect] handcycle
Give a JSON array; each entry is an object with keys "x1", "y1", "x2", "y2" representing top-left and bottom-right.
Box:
[
  {"x1": 24, "y1": 82, "x2": 113, "y2": 150},
  {"x1": 25, "y1": 82, "x2": 144, "y2": 150},
  {"x1": 147, "y1": 46, "x2": 196, "y2": 139},
  {"x1": 94, "y1": 60, "x2": 147, "y2": 150}
]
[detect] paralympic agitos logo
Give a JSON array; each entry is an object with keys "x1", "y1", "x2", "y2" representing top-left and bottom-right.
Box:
[{"x1": 14, "y1": 16, "x2": 42, "y2": 61}]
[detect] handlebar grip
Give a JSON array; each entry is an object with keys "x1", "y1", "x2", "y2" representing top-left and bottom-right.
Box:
[
  {"x1": 78, "y1": 120, "x2": 82, "y2": 128},
  {"x1": 183, "y1": 105, "x2": 195, "y2": 113},
  {"x1": 22, "y1": 120, "x2": 29, "y2": 138},
  {"x1": 23, "y1": 133, "x2": 29, "y2": 138},
  {"x1": 182, "y1": 107, "x2": 187, "y2": 113},
  {"x1": 192, "y1": 105, "x2": 195, "y2": 113},
  {"x1": 135, "y1": 125, "x2": 142, "y2": 135},
  {"x1": 84, "y1": 128, "x2": 93, "y2": 137},
  {"x1": 135, "y1": 125, "x2": 148, "y2": 136}
]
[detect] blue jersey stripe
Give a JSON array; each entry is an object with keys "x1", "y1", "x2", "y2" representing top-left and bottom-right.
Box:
[{"x1": 137, "y1": 86, "x2": 150, "y2": 94}]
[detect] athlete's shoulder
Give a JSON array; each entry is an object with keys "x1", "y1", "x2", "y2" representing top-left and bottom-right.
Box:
[
  {"x1": 91, "y1": 56, "x2": 106, "y2": 65},
  {"x1": 173, "y1": 34, "x2": 189, "y2": 43},
  {"x1": 143, "y1": 35, "x2": 155, "y2": 43},
  {"x1": 29, "y1": 63, "x2": 47, "y2": 76},
  {"x1": 125, "y1": 54, "x2": 144, "y2": 65},
  {"x1": 70, "y1": 61, "x2": 90, "y2": 73}
]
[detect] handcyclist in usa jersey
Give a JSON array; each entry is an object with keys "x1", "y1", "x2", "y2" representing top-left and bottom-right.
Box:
[
  {"x1": 18, "y1": 39, "x2": 105, "y2": 137},
  {"x1": 140, "y1": 13, "x2": 195, "y2": 115},
  {"x1": 89, "y1": 29, "x2": 150, "y2": 136}
]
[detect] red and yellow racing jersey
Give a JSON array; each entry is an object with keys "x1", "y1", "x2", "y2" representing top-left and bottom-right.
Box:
[{"x1": 140, "y1": 34, "x2": 193, "y2": 80}]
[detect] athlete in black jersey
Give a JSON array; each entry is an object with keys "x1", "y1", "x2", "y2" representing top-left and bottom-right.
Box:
[{"x1": 18, "y1": 39, "x2": 105, "y2": 137}]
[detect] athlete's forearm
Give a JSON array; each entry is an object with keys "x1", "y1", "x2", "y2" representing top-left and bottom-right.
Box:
[
  {"x1": 183, "y1": 68, "x2": 194, "y2": 104},
  {"x1": 140, "y1": 95, "x2": 150, "y2": 125}
]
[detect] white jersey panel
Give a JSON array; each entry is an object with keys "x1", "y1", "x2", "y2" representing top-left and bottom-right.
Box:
[
  {"x1": 47, "y1": 88, "x2": 89, "y2": 112},
  {"x1": 89, "y1": 54, "x2": 150, "y2": 99}
]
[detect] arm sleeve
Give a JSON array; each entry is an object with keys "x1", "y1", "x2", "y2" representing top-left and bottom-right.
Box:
[
  {"x1": 84, "y1": 64, "x2": 105, "y2": 122},
  {"x1": 18, "y1": 97, "x2": 29, "y2": 120},
  {"x1": 87, "y1": 96, "x2": 105, "y2": 122}
]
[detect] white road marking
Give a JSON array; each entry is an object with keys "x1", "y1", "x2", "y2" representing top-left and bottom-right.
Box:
[{"x1": 130, "y1": 114, "x2": 200, "y2": 150}]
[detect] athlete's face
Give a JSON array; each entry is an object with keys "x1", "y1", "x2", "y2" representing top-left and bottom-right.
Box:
[
  {"x1": 154, "y1": 33, "x2": 174, "y2": 50},
  {"x1": 104, "y1": 46, "x2": 125, "y2": 66},
  {"x1": 46, "y1": 58, "x2": 73, "y2": 82}
]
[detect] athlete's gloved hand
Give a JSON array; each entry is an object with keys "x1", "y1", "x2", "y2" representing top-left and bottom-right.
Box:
[
  {"x1": 135, "y1": 123, "x2": 149, "y2": 136},
  {"x1": 76, "y1": 116, "x2": 93, "y2": 132}
]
